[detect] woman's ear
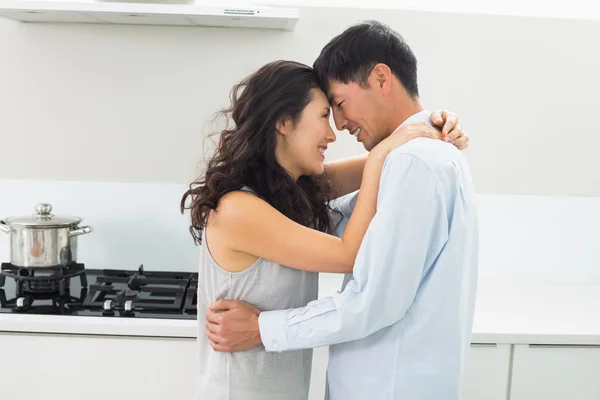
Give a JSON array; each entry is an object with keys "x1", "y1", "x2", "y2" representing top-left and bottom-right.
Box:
[{"x1": 276, "y1": 118, "x2": 291, "y2": 136}]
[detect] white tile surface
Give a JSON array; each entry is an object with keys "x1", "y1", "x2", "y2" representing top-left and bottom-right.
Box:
[
  {"x1": 2, "y1": 180, "x2": 599, "y2": 283},
  {"x1": 0, "y1": 179, "x2": 199, "y2": 272},
  {"x1": 476, "y1": 193, "x2": 600, "y2": 284}
]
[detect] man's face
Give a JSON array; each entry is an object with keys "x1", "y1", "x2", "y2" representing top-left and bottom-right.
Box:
[{"x1": 327, "y1": 78, "x2": 387, "y2": 151}]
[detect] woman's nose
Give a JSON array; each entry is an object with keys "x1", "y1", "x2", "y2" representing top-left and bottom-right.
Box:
[{"x1": 326, "y1": 126, "x2": 336, "y2": 143}]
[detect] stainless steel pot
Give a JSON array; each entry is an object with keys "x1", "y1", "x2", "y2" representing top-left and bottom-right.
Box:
[{"x1": 0, "y1": 203, "x2": 93, "y2": 268}]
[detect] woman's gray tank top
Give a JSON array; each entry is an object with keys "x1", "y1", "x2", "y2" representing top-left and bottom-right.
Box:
[{"x1": 195, "y1": 188, "x2": 319, "y2": 400}]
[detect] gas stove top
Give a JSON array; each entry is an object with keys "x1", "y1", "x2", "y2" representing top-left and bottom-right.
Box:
[{"x1": 0, "y1": 263, "x2": 197, "y2": 319}]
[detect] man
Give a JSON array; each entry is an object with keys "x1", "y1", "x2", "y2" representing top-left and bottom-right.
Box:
[{"x1": 206, "y1": 20, "x2": 479, "y2": 399}]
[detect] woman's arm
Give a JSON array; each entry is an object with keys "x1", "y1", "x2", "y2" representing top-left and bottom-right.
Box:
[
  {"x1": 324, "y1": 110, "x2": 469, "y2": 197},
  {"x1": 214, "y1": 123, "x2": 439, "y2": 274},
  {"x1": 324, "y1": 153, "x2": 367, "y2": 197}
]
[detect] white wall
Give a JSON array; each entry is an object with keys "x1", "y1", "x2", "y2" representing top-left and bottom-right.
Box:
[
  {"x1": 0, "y1": 3, "x2": 599, "y2": 282},
  {"x1": 258, "y1": 0, "x2": 600, "y2": 20},
  {"x1": 1, "y1": 3, "x2": 599, "y2": 196}
]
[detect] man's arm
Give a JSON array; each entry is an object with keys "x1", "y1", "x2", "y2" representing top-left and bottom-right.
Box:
[
  {"x1": 258, "y1": 152, "x2": 449, "y2": 351},
  {"x1": 328, "y1": 190, "x2": 359, "y2": 238}
]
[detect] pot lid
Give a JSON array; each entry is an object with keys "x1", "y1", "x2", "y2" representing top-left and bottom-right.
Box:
[{"x1": 2, "y1": 203, "x2": 83, "y2": 227}]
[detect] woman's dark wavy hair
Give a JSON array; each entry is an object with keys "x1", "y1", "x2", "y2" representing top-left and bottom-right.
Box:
[{"x1": 181, "y1": 60, "x2": 337, "y2": 245}]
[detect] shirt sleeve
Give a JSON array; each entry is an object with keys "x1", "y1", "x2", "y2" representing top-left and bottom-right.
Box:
[
  {"x1": 258, "y1": 152, "x2": 449, "y2": 351},
  {"x1": 328, "y1": 191, "x2": 359, "y2": 238}
]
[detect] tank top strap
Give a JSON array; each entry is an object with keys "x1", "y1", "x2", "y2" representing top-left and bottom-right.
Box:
[{"x1": 239, "y1": 185, "x2": 257, "y2": 196}]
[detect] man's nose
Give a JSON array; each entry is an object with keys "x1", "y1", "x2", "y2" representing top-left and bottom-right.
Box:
[{"x1": 332, "y1": 107, "x2": 347, "y2": 132}]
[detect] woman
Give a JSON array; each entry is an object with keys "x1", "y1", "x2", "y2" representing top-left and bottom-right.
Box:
[{"x1": 181, "y1": 60, "x2": 467, "y2": 399}]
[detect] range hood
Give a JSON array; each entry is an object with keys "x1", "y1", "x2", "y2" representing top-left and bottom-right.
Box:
[{"x1": 0, "y1": 1, "x2": 300, "y2": 30}]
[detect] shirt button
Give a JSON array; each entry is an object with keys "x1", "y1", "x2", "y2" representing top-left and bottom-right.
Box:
[{"x1": 272, "y1": 341, "x2": 279, "y2": 349}]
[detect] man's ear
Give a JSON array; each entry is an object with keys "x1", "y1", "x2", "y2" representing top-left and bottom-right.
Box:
[{"x1": 370, "y1": 63, "x2": 392, "y2": 96}]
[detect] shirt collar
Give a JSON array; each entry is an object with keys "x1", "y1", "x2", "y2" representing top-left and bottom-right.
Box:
[{"x1": 392, "y1": 109, "x2": 432, "y2": 133}]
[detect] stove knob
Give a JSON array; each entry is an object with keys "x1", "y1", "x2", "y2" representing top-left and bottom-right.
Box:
[
  {"x1": 102, "y1": 300, "x2": 115, "y2": 316},
  {"x1": 16, "y1": 297, "x2": 27, "y2": 309},
  {"x1": 124, "y1": 300, "x2": 134, "y2": 313}
]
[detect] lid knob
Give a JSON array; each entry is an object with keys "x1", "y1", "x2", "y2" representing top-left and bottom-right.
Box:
[{"x1": 35, "y1": 203, "x2": 53, "y2": 216}]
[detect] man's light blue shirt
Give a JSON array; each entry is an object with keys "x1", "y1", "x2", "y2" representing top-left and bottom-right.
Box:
[{"x1": 259, "y1": 110, "x2": 479, "y2": 399}]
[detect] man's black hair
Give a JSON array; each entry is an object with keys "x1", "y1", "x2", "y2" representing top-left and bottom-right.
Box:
[{"x1": 313, "y1": 20, "x2": 419, "y2": 99}]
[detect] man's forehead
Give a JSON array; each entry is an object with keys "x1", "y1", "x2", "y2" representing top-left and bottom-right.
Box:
[
  {"x1": 326, "y1": 80, "x2": 356, "y2": 103},
  {"x1": 327, "y1": 91, "x2": 338, "y2": 105},
  {"x1": 326, "y1": 81, "x2": 344, "y2": 104}
]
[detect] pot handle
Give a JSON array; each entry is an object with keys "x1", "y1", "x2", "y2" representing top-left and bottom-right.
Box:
[
  {"x1": 0, "y1": 220, "x2": 9, "y2": 234},
  {"x1": 69, "y1": 225, "x2": 93, "y2": 237}
]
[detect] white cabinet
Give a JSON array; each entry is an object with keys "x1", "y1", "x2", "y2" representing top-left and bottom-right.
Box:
[
  {"x1": 510, "y1": 344, "x2": 600, "y2": 400},
  {"x1": 461, "y1": 344, "x2": 512, "y2": 400},
  {"x1": 0, "y1": 332, "x2": 198, "y2": 400},
  {"x1": 309, "y1": 346, "x2": 329, "y2": 400},
  {"x1": 6, "y1": 331, "x2": 600, "y2": 400}
]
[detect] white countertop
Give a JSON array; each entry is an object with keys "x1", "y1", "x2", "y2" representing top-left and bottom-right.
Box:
[
  {"x1": 1, "y1": 275, "x2": 599, "y2": 345},
  {"x1": 471, "y1": 281, "x2": 600, "y2": 345}
]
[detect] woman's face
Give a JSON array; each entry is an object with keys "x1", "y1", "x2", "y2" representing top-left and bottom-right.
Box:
[{"x1": 277, "y1": 88, "x2": 337, "y2": 180}]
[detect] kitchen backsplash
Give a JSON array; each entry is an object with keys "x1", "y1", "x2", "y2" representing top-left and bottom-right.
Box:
[
  {"x1": 475, "y1": 193, "x2": 600, "y2": 284},
  {"x1": 0, "y1": 179, "x2": 598, "y2": 285},
  {"x1": 0, "y1": 179, "x2": 198, "y2": 272}
]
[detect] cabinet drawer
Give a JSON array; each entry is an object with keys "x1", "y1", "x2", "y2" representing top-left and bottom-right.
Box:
[
  {"x1": 461, "y1": 343, "x2": 511, "y2": 400},
  {"x1": 510, "y1": 344, "x2": 600, "y2": 400}
]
